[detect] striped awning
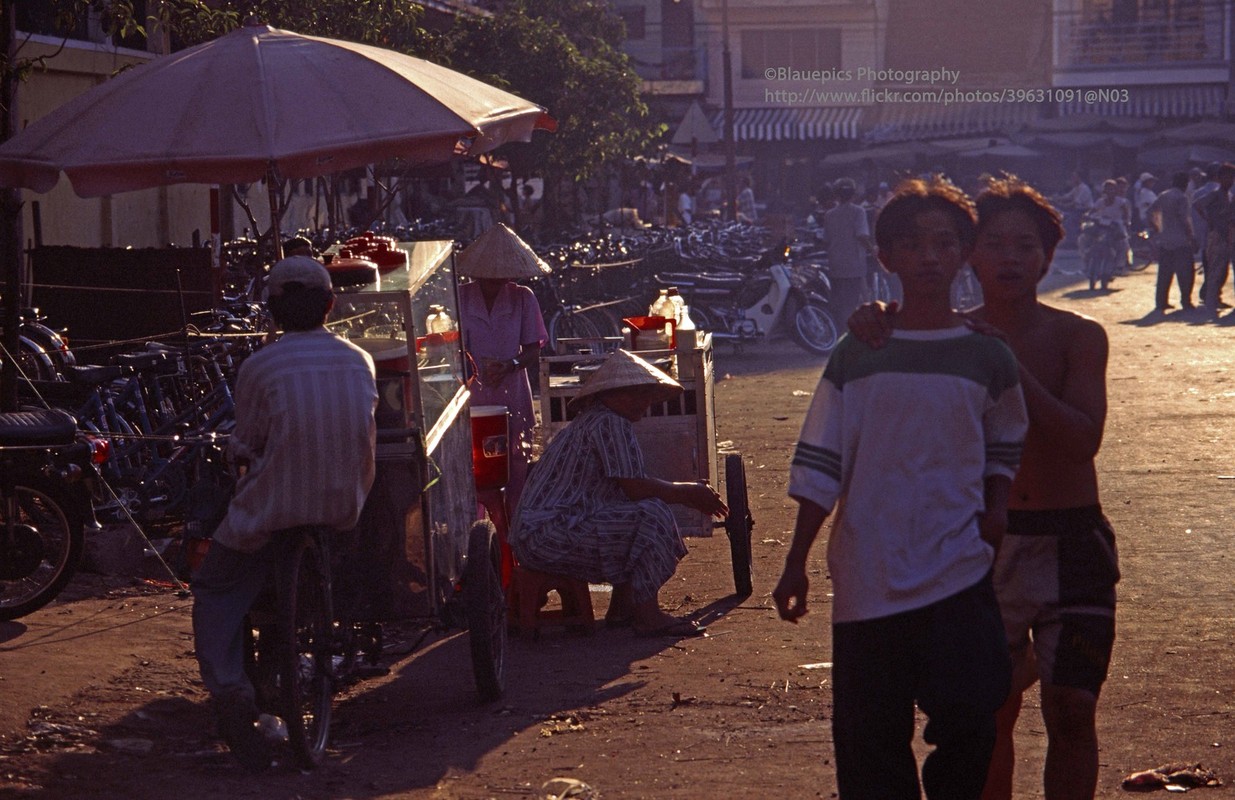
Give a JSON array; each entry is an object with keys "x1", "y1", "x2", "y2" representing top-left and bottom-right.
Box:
[
  {"x1": 709, "y1": 107, "x2": 863, "y2": 142},
  {"x1": 865, "y1": 102, "x2": 1040, "y2": 144},
  {"x1": 1058, "y1": 84, "x2": 1227, "y2": 118}
]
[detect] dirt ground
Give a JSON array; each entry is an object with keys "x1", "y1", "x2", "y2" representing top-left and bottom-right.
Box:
[{"x1": 2, "y1": 255, "x2": 1235, "y2": 799}]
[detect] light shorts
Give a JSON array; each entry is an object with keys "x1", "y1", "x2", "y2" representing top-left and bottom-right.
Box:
[{"x1": 993, "y1": 506, "x2": 1119, "y2": 696}]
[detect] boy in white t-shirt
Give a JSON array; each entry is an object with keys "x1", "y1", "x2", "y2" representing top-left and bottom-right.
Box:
[{"x1": 773, "y1": 177, "x2": 1028, "y2": 800}]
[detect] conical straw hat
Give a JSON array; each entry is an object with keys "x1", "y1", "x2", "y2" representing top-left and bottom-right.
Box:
[
  {"x1": 456, "y1": 223, "x2": 551, "y2": 279},
  {"x1": 569, "y1": 349, "x2": 683, "y2": 409}
]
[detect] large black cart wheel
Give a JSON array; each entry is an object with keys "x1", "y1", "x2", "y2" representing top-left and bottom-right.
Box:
[
  {"x1": 464, "y1": 520, "x2": 506, "y2": 702},
  {"x1": 277, "y1": 532, "x2": 334, "y2": 769},
  {"x1": 724, "y1": 453, "x2": 754, "y2": 598},
  {"x1": 0, "y1": 479, "x2": 84, "y2": 621},
  {"x1": 788, "y1": 298, "x2": 839, "y2": 356}
]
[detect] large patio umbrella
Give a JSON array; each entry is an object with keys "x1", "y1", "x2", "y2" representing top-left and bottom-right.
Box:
[
  {"x1": 0, "y1": 22, "x2": 554, "y2": 406},
  {"x1": 0, "y1": 23, "x2": 554, "y2": 199}
]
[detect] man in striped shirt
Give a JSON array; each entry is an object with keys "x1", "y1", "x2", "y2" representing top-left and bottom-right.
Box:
[
  {"x1": 192, "y1": 256, "x2": 377, "y2": 771},
  {"x1": 773, "y1": 178, "x2": 1028, "y2": 800}
]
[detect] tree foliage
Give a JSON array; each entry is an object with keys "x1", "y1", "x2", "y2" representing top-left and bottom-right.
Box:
[
  {"x1": 444, "y1": 0, "x2": 663, "y2": 185},
  {"x1": 162, "y1": 0, "x2": 431, "y2": 52}
]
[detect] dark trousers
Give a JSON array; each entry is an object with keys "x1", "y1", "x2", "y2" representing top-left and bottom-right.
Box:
[
  {"x1": 830, "y1": 275, "x2": 866, "y2": 332},
  {"x1": 1156, "y1": 246, "x2": 1195, "y2": 309},
  {"x1": 192, "y1": 538, "x2": 288, "y2": 703},
  {"x1": 832, "y1": 575, "x2": 1011, "y2": 800}
]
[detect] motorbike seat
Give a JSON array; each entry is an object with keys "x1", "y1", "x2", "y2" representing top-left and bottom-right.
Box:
[{"x1": 0, "y1": 408, "x2": 77, "y2": 446}]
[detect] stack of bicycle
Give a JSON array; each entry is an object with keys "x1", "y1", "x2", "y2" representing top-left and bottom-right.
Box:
[
  {"x1": 0, "y1": 302, "x2": 265, "y2": 621},
  {"x1": 529, "y1": 220, "x2": 840, "y2": 356}
]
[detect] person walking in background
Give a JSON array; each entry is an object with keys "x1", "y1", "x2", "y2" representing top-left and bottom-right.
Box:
[
  {"x1": 822, "y1": 178, "x2": 874, "y2": 326},
  {"x1": 677, "y1": 181, "x2": 695, "y2": 226},
  {"x1": 736, "y1": 176, "x2": 758, "y2": 223},
  {"x1": 455, "y1": 224, "x2": 550, "y2": 517},
  {"x1": 774, "y1": 177, "x2": 1027, "y2": 800},
  {"x1": 1054, "y1": 171, "x2": 1093, "y2": 249},
  {"x1": 1087, "y1": 179, "x2": 1131, "y2": 289},
  {"x1": 1192, "y1": 162, "x2": 1222, "y2": 305},
  {"x1": 1196, "y1": 163, "x2": 1235, "y2": 318},
  {"x1": 1132, "y1": 172, "x2": 1157, "y2": 232},
  {"x1": 1147, "y1": 171, "x2": 1197, "y2": 312}
]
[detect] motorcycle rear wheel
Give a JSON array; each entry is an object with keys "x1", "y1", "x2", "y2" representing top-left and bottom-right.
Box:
[
  {"x1": 788, "y1": 298, "x2": 839, "y2": 356},
  {"x1": 0, "y1": 479, "x2": 84, "y2": 621}
]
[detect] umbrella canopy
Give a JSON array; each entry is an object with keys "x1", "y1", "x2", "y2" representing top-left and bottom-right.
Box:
[{"x1": 0, "y1": 24, "x2": 555, "y2": 197}]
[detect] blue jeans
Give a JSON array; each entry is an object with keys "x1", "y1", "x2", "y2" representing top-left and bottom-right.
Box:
[
  {"x1": 191, "y1": 538, "x2": 288, "y2": 702},
  {"x1": 832, "y1": 575, "x2": 1011, "y2": 800}
]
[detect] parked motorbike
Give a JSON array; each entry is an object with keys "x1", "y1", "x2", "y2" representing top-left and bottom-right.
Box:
[
  {"x1": 0, "y1": 408, "x2": 97, "y2": 621},
  {"x1": 653, "y1": 256, "x2": 838, "y2": 356}
]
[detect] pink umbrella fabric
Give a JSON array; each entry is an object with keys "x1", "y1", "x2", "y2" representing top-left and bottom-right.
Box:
[{"x1": 0, "y1": 24, "x2": 554, "y2": 197}]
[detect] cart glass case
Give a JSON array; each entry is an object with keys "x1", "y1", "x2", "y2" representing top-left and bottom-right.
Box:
[{"x1": 327, "y1": 240, "x2": 476, "y2": 621}]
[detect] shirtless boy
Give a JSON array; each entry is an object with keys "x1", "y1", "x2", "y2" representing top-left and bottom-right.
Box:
[{"x1": 852, "y1": 177, "x2": 1118, "y2": 799}]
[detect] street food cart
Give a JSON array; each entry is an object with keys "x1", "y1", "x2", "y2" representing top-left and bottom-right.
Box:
[
  {"x1": 326, "y1": 240, "x2": 505, "y2": 699},
  {"x1": 537, "y1": 333, "x2": 753, "y2": 596}
]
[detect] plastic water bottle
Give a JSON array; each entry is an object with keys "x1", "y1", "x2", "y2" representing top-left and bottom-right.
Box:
[
  {"x1": 665, "y1": 287, "x2": 686, "y2": 327},
  {"x1": 676, "y1": 304, "x2": 696, "y2": 350},
  {"x1": 426, "y1": 304, "x2": 455, "y2": 334},
  {"x1": 648, "y1": 289, "x2": 673, "y2": 319},
  {"x1": 425, "y1": 304, "x2": 455, "y2": 365}
]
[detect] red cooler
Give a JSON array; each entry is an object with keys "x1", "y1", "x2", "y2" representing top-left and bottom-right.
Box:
[{"x1": 471, "y1": 405, "x2": 509, "y2": 490}]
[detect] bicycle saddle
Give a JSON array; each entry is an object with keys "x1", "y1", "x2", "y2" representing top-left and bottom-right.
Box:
[{"x1": 64, "y1": 365, "x2": 124, "y2": 385}]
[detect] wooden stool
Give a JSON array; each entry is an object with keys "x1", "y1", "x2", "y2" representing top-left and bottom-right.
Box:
[{"x1": 508, "y1": 565, "x2": 594, "y2": 637}]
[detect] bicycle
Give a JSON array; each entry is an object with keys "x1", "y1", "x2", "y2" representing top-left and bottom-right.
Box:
[
  {"x1": 1077, "y1": 217, "x2": 1124, "y2": 290},
  {"x1": 235, "y1": 516, "x2": 504, "y2": 769}
]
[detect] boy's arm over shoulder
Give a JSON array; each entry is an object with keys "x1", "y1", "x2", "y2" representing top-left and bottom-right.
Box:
[
  {"x1": 981, "y1": 337, "x2": 1028, "y2": 482},
  {"x1": 1022, "y1": 307, "x2": 1108, "y2": 462}
]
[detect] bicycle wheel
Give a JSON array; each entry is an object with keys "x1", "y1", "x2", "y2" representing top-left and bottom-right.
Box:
[
  {"x1": 1129, "y1": 232, "x2": 1154, "y2": 271},
  {"x1": 0, "y1": 479, "x2": 84, "y2": 621},
  {"x1": 724, "y1": 454, "x2": 753, "y2": 599},
  {"x1": 464, "y1": 520, "x2": 506, "y2": 702},
  {"x1": 787, "y1": 298, "x2": 839, "y2": 356},
  {"x1": 277, "y1": 532, "x2": 334, "y2": 769}
]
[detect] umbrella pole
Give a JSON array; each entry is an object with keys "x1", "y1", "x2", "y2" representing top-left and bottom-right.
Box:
[{"x1": 267, "y1": 163, "x2": 284, "y2": 262}]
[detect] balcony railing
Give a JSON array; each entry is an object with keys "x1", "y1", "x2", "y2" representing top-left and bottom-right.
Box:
[{"x1": 1058, "y1": 17, "x2": 1224, "y2": 68}]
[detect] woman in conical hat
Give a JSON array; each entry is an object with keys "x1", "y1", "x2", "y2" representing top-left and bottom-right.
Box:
[
  {"x1": 456, "y1": 224, "x2": 550, "y2": 514},
  {"x1": 509, "y1": 350, "x2": 728, "y2": 638}
]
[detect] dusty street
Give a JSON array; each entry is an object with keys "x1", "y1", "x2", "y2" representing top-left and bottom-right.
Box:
[{"x1": 2, "y1": 256, "x2": 1235, "y2": 799}]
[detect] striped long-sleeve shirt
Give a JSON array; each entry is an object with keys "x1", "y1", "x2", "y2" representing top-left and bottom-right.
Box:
[
  {"x1": 213, "y1": 328, "x2": 377, "y2": 553},
  {"x1": 789, "y1": 326, "x2": 1027, "y2": 623}
]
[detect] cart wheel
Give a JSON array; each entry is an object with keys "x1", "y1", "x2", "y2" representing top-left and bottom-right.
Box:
[
  {"x1": 724, "y1": 453, "x2": 754, "y2": 598},
  {"x1": 465, "y1": 520, "x2": 507, "y2": 702},
  {"x1": 277, "y1": 531, "x2": 334, "y2": 769}
]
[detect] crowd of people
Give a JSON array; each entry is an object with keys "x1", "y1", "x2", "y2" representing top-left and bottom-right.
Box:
[
  {"x1": 192, "y1": 166, "x2": 1133, "y2": 800},
  {"x1": 1054, "y1": 162, "x2": 1235, "y2": 315}
]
